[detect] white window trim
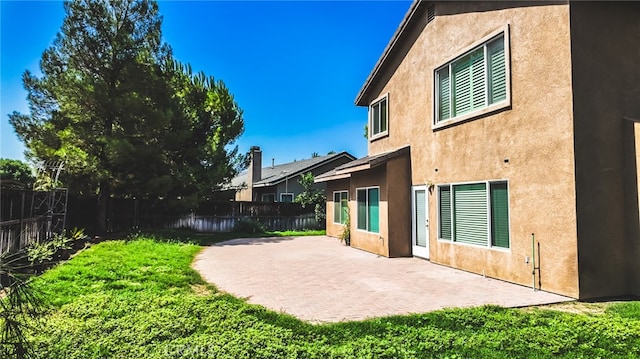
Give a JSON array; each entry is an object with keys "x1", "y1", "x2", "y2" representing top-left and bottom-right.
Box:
[
  {"x1": 356, "y1": 186, "x2": 380, "y2": 233},
  {"x1": 369, "y1": 93, "x2": 389, "y2": 141},
  {"x1": 436, "y1": 185, "x2": 452, "y2": 242},
  {"x1": 280, "y1": 193, "x2": 294, "y2": 202},
  {"x1": 333, "y1": 190, "x2": 349, "y2": 224},
  {"x1": 432, "y1": 24, "x2": 511, "y2": 130},
  {"x1": 436, "y1": 179, "x2": 511, "y2": 251}
]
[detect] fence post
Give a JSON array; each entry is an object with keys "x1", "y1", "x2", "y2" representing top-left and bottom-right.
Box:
[
  {"x1": 133, "y1": 198, "x2": 139, "y2": 229},
  {"x1": 16, "y1": 191, "x2": 25, "y2": 252}
]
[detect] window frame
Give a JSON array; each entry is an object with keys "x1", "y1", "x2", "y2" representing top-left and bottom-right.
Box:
[
  {"x1": 369, "y1": 93, "x2": 389, "y2": 141},
  {"x1": 432, "y1": 24, "x2": 511, "y2": 130},
  {"x1": 333, "y1": 191, "x2": 349, "y2": 224},
  {"x1": 261, "y1": 193, "x2": 276, "y2": 202},
  {"x1": 280, "y1": 193, "x2": 294, "y2": 203},
  {"x1": 356, "y1": 186, "x2": 380, "y2": 233},
  {"x1": 436, "y1": 180, "x2": 510, "y2": 251}
]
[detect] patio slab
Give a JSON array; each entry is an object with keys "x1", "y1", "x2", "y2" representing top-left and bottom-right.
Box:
[{"x1": 192, "y1": 235, "x2": 572, "y2": 323}]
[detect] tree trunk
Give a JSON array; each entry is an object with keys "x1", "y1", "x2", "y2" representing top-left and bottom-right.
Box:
[
  {"x1": 95, "y1": 182, "x2": 110, "y2": 234},
  {"x1": 96, "y1": 194, "x2": 107, "y2": 234}
]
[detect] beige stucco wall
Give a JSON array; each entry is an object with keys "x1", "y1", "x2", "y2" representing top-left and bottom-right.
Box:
[
  {"x1": 386, "y1": 155, "x2": 412, "y2": 257},
  {"x1": 348, "y1": 166, "x2": 390, "y2": 257},
  {"x1": 569, "y1": 2, "x2": 640, "y2": 299},
  {"x1": 325, "y1": 179, "x2": 350, "y2": 238},
  {"x1": 235, "y1": 187, "x2": 252, "y2": 201},
  {"x1": 325, "y1": 155, "x2": 411, "y2": 257},
  {"x1": 363, "y1": 2, "x2": 579, "y2": 297}
]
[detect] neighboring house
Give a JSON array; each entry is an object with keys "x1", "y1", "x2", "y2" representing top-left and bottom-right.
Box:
[
  {"x1": 316, "y1": 1, "x2": 640, "y2": 300},
  {"x1": 229, "y1": 146, "x2": 355, "y2": 202}
]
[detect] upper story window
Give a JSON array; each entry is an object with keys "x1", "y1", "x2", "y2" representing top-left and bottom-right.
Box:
[
  {"x1": 434, "y1": 26, "x2": 510, "y2": 128},
  {"x1": 369, "y1": 94, "x2": 388, "y2": 140}
]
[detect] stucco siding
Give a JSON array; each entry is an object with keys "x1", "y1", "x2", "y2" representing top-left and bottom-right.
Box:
[
  {"x1": 570, "y1": 1, "x2": 640, "y2": 299},
  {"x1": 349, "y1": 167, "x2": 389, "y2": 257},
  {"x1": 364, "y1": 2, "x2": 579, "y2": 297},
  {"x1": 386, "y1": 155, "x2": 413, "y2": 257},
  {"x1": 235, "y1": 188, "x2": 252, "y2": 201},
  {"x1": 326, "y1": 179, "x2": 350, "y2": 238}
]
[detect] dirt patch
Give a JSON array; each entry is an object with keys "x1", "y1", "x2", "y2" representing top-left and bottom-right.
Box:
[
  {"x1": 191, "y1": 284, "x2": 215, "y2": 296},
  {"x1": 524, "y1": 301, "x2": 610, "y2": 315}
]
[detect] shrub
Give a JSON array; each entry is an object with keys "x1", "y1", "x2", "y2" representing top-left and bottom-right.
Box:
[
  {"x1": 26, "y1": 228, "x2": 87, "y2": 269},
  {"x1": 26, "y1": 242, "x2": 57, "y2": 266},
  {"x1": 294, "y1": 172, "x2": 326, "y2": 223},
  {"x1": 233, "y1": 218, "x2": 266, "y2": 234},
  {"x1": 27, "y1": 234, "x2": 73, "y2": 266},
  {"x1": 1, "y1": 251, "x2": 46, "y2": 358},
  {"x1": 339, "y1": 212, "x2": 350, "y2": 246}
]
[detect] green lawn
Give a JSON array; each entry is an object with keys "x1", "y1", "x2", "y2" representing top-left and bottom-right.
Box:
[
  {"x1": 26, "y1": 233, "x2": 640, "y2": 358},
  {"x1": 131, "y1": 228, "x2": 326, "y2": 246}
]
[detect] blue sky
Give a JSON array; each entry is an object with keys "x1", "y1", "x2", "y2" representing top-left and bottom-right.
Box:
[{"x1": 1, "y1": 1, "x2": 410, "y2": 166}]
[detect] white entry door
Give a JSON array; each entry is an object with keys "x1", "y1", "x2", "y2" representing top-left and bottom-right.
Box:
[{"x1": 411, "y1": 186, "x2": 429, "y2": 259}]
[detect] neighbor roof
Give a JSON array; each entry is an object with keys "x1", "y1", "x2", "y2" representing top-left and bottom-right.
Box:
[{"x1": 229, "y1": 152, "x2": 356, "y2": 189}]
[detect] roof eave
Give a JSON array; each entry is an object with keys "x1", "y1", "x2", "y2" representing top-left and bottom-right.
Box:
[
  {"x1": 314, "y1": 173, "x2": 351, "y2": 183},
  {"x1": 336, "y1": 163, "x2": 372, "y2": 175},
  {"x1": 355, "y1": 0, "x2": 422, "y2": 107},
  {"x1": 322, "y1": 146, "x2": 411, "y2": 180}
]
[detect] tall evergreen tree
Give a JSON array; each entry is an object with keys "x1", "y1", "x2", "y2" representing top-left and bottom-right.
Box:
[
  {"x1": 0, "y1": 159, "x2": 35, "y2": 188},
  {"x1": 9, "y1": 0, "x2": 244, "y2": 232}
]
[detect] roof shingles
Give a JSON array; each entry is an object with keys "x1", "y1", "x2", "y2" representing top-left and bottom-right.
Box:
[{"x1": 229, "y1": 152, "x2": 355, "y2": 189}]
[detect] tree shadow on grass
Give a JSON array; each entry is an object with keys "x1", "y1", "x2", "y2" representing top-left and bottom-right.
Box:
[
  {"x1": 212, "y1": 236, "x2": 298, "y2": 247},
  {"x1": 127, "y1": 229, "x2": 280, "y2": 246},
  {"x1": 131, "y1": 229, "x2": 319, "y2": 246}
]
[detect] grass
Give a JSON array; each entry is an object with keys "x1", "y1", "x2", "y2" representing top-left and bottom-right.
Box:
[
  {"x1": 130, "y1": 228, "x2": 326, "y2": 246},
  {"x1": 22, "y1": 232, "x2": 640, "y2": 358},
  {"x1": 607, "y1": 301, "x2": 640, "y2": 320}
]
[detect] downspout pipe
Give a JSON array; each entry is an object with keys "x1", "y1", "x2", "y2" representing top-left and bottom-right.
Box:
[{"x1": 532, "y1": 233, "x2": 537, "y2": 291}]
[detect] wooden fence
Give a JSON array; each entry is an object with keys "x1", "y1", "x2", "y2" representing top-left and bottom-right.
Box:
[
  {"x1": 0, "y1": 216, "x2": 52, "y2": 255},
  {"x1": 168, "y1": 213, "x2": 320, "y2": 232},
  {"x1": 0, "y1": 188, "x2": 67, "y2": 255},
  {"x1": 68, "y1": 197, "x2": 321, "y2": 233},
  {"x1": 1, "y1": 188, "x2": 322, "y2": 252}
]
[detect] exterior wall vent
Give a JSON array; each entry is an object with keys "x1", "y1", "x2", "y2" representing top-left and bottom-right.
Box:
[{"x1": 427, "y1": 3, "x2": 435, "y2": 24}]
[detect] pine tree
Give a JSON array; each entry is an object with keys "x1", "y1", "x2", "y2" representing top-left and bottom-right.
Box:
[{"x1": 9, "y1": 1, "x2": 244, "y2": 232}]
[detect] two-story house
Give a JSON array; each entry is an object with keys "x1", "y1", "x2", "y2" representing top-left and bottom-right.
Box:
[
  {"x1": 316, "y1": 1, "x2": 640, "y2": 299},
  {"x1": 229, "y1": 146, "x2": 355, "y2": 202}
]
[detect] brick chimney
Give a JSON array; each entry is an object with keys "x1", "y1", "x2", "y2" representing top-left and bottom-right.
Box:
[{"x1": 248, "y1": 146, "x2": 262, "y2": 186}]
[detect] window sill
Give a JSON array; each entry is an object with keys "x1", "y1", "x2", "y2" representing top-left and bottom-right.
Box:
[
  {"x1": 432, "y1": 100, "x2": 510, "y2": 131},
  {"x1": 356, "y1": 229, "x2": 380, "y2": 234},
  {"x1": 369, "y1": 131, "x2": 389, "y2": 142},
  {"x1": 437, "y1": 238, "x2": 511, "y2": 252}
]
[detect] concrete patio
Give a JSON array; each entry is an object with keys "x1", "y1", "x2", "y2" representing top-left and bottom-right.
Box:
[{"x1": 192, "y1": 235, "x2": 572, "y2": 323}]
